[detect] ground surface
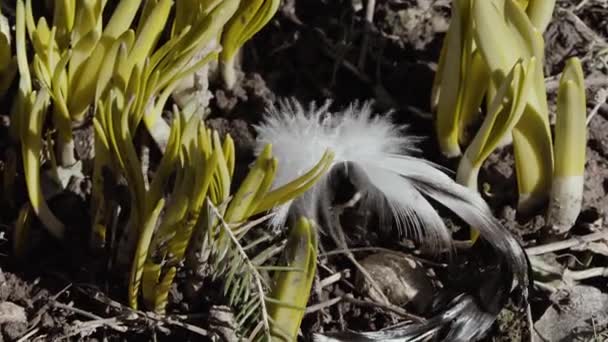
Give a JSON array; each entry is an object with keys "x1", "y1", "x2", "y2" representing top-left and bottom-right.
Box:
[{"x1": 1, "y1": 0, "x2": 608, "y2": 341}]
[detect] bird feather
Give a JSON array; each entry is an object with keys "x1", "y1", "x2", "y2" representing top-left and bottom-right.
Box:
[{"x1": 253, "y1": 99, "x2": 529, "y2": 341}]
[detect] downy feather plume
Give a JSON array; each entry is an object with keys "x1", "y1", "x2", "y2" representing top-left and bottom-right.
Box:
[{"x1": 254, "y1": 99, "x2": 530, "y2": 341}]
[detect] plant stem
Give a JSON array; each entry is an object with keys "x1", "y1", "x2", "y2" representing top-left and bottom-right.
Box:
[
  {"x1": 546, "y1": 176, "x2": 584, "y2": 235},
  {"x1": 221, "y1": 54, "x2": 237, "y2": 90},
  {"x1": 57, "y1": 135, "x2": 76, "y2": 167},
  {"x1": 456, "y1": 155, "x2": 479, "y2": 191}
]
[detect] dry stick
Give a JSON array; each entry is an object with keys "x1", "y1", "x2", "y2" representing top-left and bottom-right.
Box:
[
  {"x1": 380, "y1": 319, "x2": 414, "y2": 331},
  {"x1": 338, "y1": 300, "x2": 346, "y2": 331},
  {"x1": 319, "y1": 272, "x2": 343, "y2": 288},
  {"x1": 532, "y1": 267, "x2": 608, "y2": 298},
  {"x1": 525, "y1": 231, "x2": 608, "y2": 256},
  {"x1": 317, "y1": 249, "x2": 425, "y2": 321},
  {"x1": 316, "y1": 260, "x2": 424, "y2": 325},
  {"x1": 533, "y1": 280, "x2": 559, "y2": 295},
  {"x1": 305, "y1": 296, "x2": 343, "y2": 314},
  {"x1": 322, "y1": 193, "x2": 428, "y2": 323},
  {"x1": 320, "y1": 246, "x2": 448, "y2": 267},
  {"x1": 327, "y1": 195, "x2": 393, "y2": 307},
  {"x1": 586, "y1": 88, "x2": 608, "y2": 125},
  {"x1": 574, "y1": 0, "x2": 591, "y2": 11},
  {"x1": 17, "y1": 284, "x2": 73, "y2": 341},
  {"x1": 560, "y1": 7, "x2": 608, "y2": 69},
  {"x1": 16, "y1": 328, "x2": 40, "y2": 342},
  {"x1": 77, "y1": 285, "x2": 214, "y2": 338},
  {"x1": 560, "y1": 8, "x2": 608, "y2": 47},
  {"x1": 358, "y1": 0, "x2": 377, "y2": 69},
  {"x1": 69, "y1": 318, "x2": 127, "y2": 337},
  {"x1": 526, "y1": 303, "x2": 535, "y2": 342},
  {"x1": 327, "y1": 212, "x2": 425, "y2": 324},
  {"x1": 164, "y1": 316, "x2": 213, "y2": 337},
  {"x1": 313, "y1": 272, "x2": 323, "y2": 315},
  {"x1": 317, "y1": 263, "x2": 356, "y2": 291},
  {"x1": 53, "y1": 301, "x2": 112, "y2": 320},
  {"x1": 565, "y1": 267, "x2": 608, "y2": 280},
  {"x1": 341, "y1": 294, "x2": 424, "y2": 322}
]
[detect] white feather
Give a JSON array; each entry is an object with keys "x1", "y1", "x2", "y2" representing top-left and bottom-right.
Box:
[
  {"x1": 254, "y1": 99, "x2": 528, "y2": 286},
  {"x1": 254, "y1": 99, "x2": 530, "y2": 342},
  {"x1": 254, "y1": 99, "x2": 450, "y2": 249}
]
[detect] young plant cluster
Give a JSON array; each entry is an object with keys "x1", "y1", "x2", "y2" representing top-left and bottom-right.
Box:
[
  {"x1": 433, "y1": 0, "x2": 587, "y2": 238},
  {"x1": 1, "y1": 0, "x2": 322, "y2": 340}
]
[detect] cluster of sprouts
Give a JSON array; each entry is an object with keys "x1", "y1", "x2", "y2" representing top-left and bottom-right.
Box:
[{"x1": 433, "y1": 0, "x2": 587, "y2": 239}]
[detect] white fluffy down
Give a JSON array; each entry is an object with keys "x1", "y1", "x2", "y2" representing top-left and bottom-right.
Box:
[{"x1": 253, "y1": 99, "x2": 527, "y2": 286}]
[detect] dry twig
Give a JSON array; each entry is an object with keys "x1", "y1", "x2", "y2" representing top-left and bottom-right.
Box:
[{"x1": 526, "y1": 231, "x2": 608, "y2": 256}]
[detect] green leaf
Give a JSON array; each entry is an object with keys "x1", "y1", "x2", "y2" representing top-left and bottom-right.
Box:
[
  {"x1": 21, "y1": 90, "x2": 66, "y2": 239},
  {"x1": 129, "y1": 198, "x2": 165, "y2": 309},
  {"x1": 267, "y1": 216, "x2": 318, "y2": 341}
]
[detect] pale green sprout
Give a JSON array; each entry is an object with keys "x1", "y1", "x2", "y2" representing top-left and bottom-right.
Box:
[
  {"x1": 267, "y1": 216, "x2": 318, "y2": 341},
  {"x1": 122, "y1": 0, "x2": 239, "y2": 150},
  {"x1": 21, "y1": 0, "x2": 106, "y2": 166},
  {"x1": 87, "y1": 0, "x2": 240, "y2": 251},
  {"x1": 13, "y1": 1, "x2": 66, "y2": 239},
  {"x1": 432, "y1": 0, "x2": 556, "y2": 159},
  {"x1": 0, "y1": 7, "x2": 16, "y2": 99},
  {"x1": 10, "y1": 0, "x2": 32, "y2": 142},
  {"x1": 433, "y1": 0, "x2": 490, "y2": 157},
  {"x1": 457, "y1": 58, "x2": 535, "y2": 190},
  {"x1": 471, "y1": 0, "x2": 554, "y2": 215},
  {"x1": 457, "y1": 58, "x2": 536, "y2": 241},
  {"x1": 0, "y1": 7, "x2": 17, "y2": 208},
  {"x1": 94, "y1": 88, "x2": 332, "y2": 318},
  {"x1": 20, "y1": 89, "x2": 66, "y2": 239},
  {"x1": 92, "y1": 88, "x2": 174, "y2": 310},
  {"x1": 9, "y1": 1, "x2": 326, "y2": 339},
  {"x1": 170, "y1": 0, "x2": 224, "y2": 119},
  {"x1": 526, "y1": 0, "x2": 557, "y2": 33},
  {"x1": 433, "y1": 0, "x2": 576, "y2": 242},
  {"x1": 512, "y1": 1, "x2": 557, "y2": 33},
  {"x1": 19, "y1": 0, "x2": 241, "y2": 167},
  {"x1": 141, "y1": 114, "x2": 219, "y2": 312},
  {"x1": 13, "y1": 203, "x2": 34, "y2": 259},
  {"x1": 219, "y1": 0, "x2": 281, "y2": 89},
  {"x1": 0, "y1": 8, "x2": 11, "y2": 68},
  {"x1": 50, "y1": 0, "x2": 75, "y2": 48},
  {"x1": 547, "y1": 57, "x2": 587, "y2": 235},
  {"x1": 13, "y1": 0, "x2": 271, "y2": 243}
]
